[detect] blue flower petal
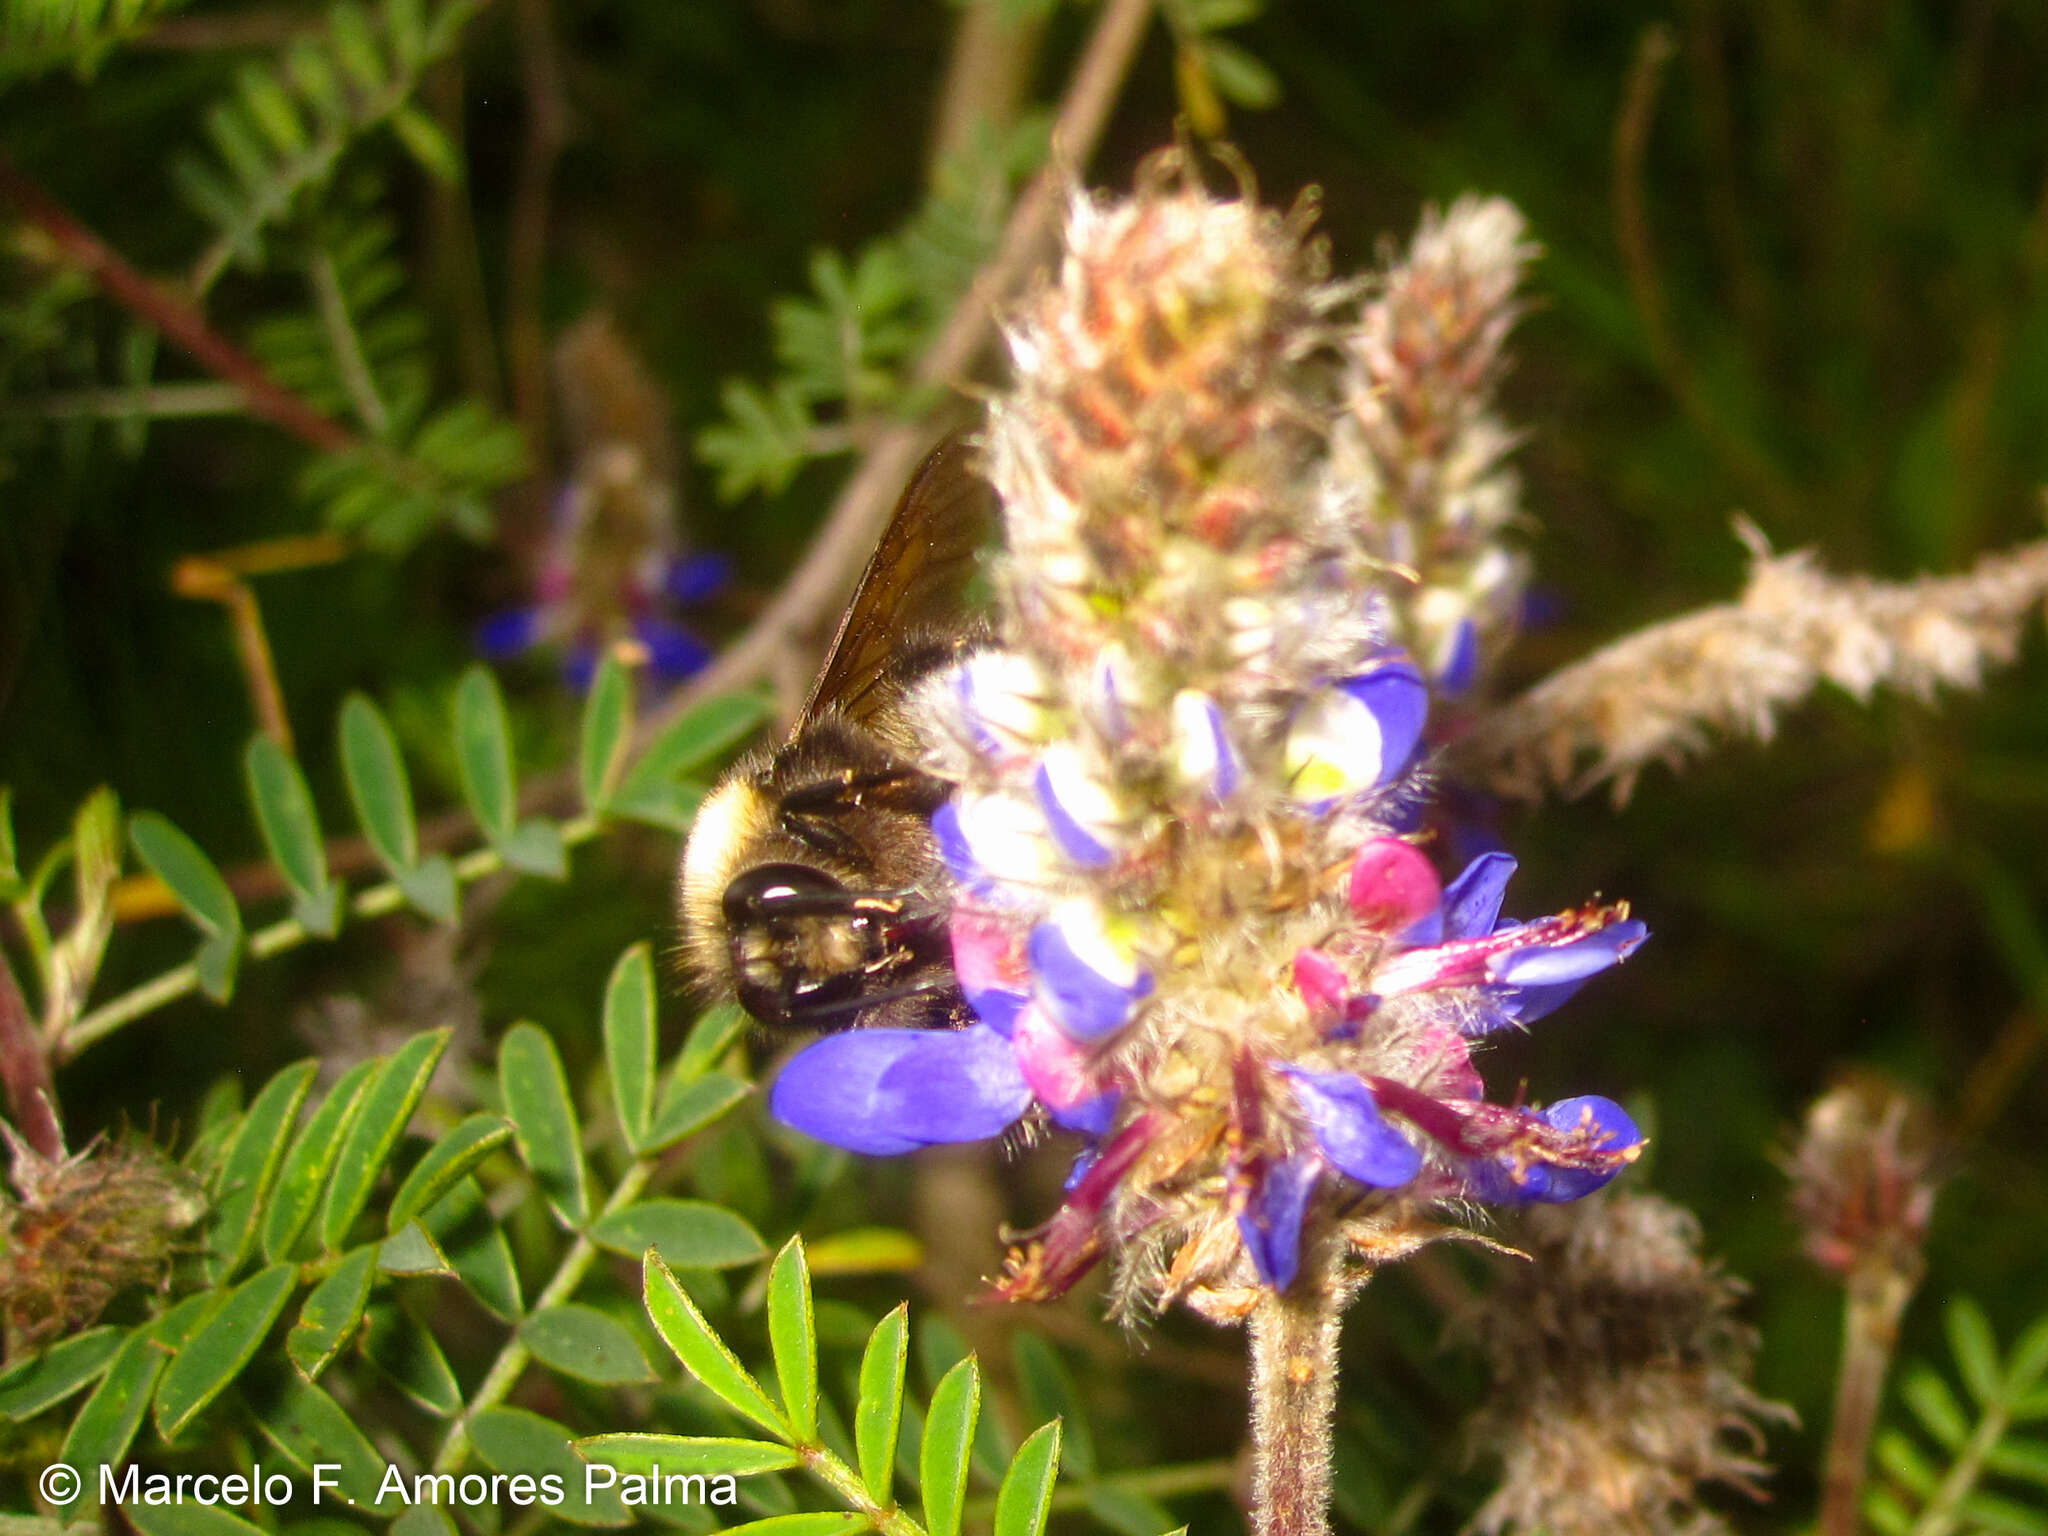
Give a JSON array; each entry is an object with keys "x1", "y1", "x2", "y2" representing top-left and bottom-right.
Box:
[
  {"x1": 1441, "y1": 851, "x2": 1518, "y2": 941},
  {"x1": 1032, "y1": 755, "x2": 1117, "y2": 868},
  {"x1": 1466, "y1": 1096, "x2": 1643, "y2": 1205},
  {"x1": 1530, "y1": 1097, "x2": 1644, "y2": 1203},
  {"x1": 1280, "y1": 1068, "x2": 1423, "y2": 1188},
  {"x1": 632, "y1": 617, "x2": 713, "y2": 682},
  {"x1": 562, "y1": 641, "x2": 602, "y2": 694},
  {"x1": 769, "y1": 1024, "x2": 1031, "y2": 1155},
  {"x1": 1434, "y1": 617, "x2": 1480, "y2": 695},
  {"x1": 964, "y1": 983, "x2": 1028, "y2": 1037},
  {"x1": 1046, "y1": 1087, "x2": 1120, "y2": 1136},
  {"x1": 1336, "y1": 661, "x2": 1428, "y2": 785},
  {"x1": 477, "y1": 607, "x2": 546, "y2": 659},
  {"x1": 1236, "y1": 1152, "x2": 1320, "y2": 1290},
  {"x1": 665, "y1": 551, "x2": 733, "y2": 605},
  {"x1": 1491, "y1": 919, "x2": 1648, "y2": 987},
  {"x1": 1027, "y1": 920, "x2": 1152, "y2": 1042}
]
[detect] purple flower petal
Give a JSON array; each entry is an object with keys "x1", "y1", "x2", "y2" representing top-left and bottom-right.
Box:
[
  {"x1": 1171, "y1": 690, "x2": 1241, "y2": 799},
  {"x1": 769, "y1": 1025, "x2": 1031, "y2": 1155},
  {"x1": 1237, "y1": 1152, "x2": 1320, "y2": 1291},
  {"x1": 1046, "y1": 1086, "x2": 1120, "y2": 1136},
  {"x1": 1490, "y1": 919, "x2": 1648, "y2": 987},
  {"x1": 562, "y1": 641, "x2": 602, "y2": 694},
  {"x1": 1027, "y1": 917, "x2": 1152, "y2": 1042},
  {"x1": 1441, "y1": 851, "x2": 1517, "y2": 941},
  {"x1": 1280, "y1": 1068, "x2": 1423, "y2": 1188}
]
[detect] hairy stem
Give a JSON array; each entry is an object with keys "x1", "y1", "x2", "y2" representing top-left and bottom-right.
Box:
[
  {"x1": 1820, "y1": 1261, "x2": 1916, "y2": 1536},
  {"x1": 1248, "y1": 1280, "x2": 1345, "y2": 1536}
]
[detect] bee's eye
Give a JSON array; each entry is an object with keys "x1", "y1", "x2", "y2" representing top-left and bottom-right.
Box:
[{"x1": 721, "y1": 862, "x2": 850, "y2": 924}]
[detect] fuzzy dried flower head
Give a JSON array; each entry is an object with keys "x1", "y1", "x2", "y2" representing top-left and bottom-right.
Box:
[
  {"x1": 770, "y1": 150, "x2": 1646, "y2": 1318},
  {"x1": 1783, "y1": 1071, "x2": 1937, "y2": 1286},
  {"x1": 1471, "y1": 1192, "x2": 1793, "y2": 1536},
  {"x1": 0, "y1": 1126, "x2": 204, "y2": 1352}
]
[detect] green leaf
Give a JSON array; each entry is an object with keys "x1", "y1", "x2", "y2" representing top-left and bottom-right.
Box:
[
  {"x1": 605, "y1": 943, "x2": 658, "y2": 1147},
  {"x1": 390, "y1": 1510, "x2": 458, "y2": 1536},
  {"x1": 0, "y1": 787, "x2": 19, "y2": 898},
  {"x1": 500, "y1": 816, "x2": 568, "y2": 877},
  {"x1": 523, "y1": 1304, "x2": 655, "y2": 1385},
  {"x1": 808, "y1": 1227, "x2": 922, "y2": 1277},
  {"x1": 262, "y1": 1059, "x2": 378, "y2": 1262},
  {"x1": 643, "y1": 1253, "x2": 787, "y2": 1435},
  {"x1": 1084, "y1": 1485, "x2": 1177, "y2": 1536},
  {"x1": 62, "y1": 1297, "x2": 212, "y2": 1489},
  {"x1": 243, "y1": 736, "x2": 342, "y2": 934},
  {"x1": 395, "y1": 852, "x2": 460, "y2": 923},
  {"x1": 921, "y1": 1357, "x2": 981, "y2": 1536},
  {"x1": 610, "y1": 693, "x2": 769, "y2": 820},
  {"x1": 1197, "y1": 36, "x2": 1280, "y2": 108},
  {"x1": 321, "y1": 1028, "x2": 450, "y2": 1248},
  {"x1": 378, "y1": 1220, "x2": 451, "y2": 1275},
  {"x1": 471, "y1": 1406, "x2": 632, "y2": 1527},
  {"x1": 767, "y1": 1237, "x2": 818, "y2": 1441},
  {"x1": 580, "y1": 654, "x2": 633, "y2": 811},
  {"x1": 287, "y1": 1241, "x2": 377, "y2": 1380},
  {"x1": 339, "y1": 693, "x2": 428, "y2": 888},
  {"x1": 1873, "y1": 1428, "x2": 1938, "y2": 1497},
  {"x1": 500, "y1": 1021, "x2": 589, "y2": 1226},
  {"x1": 242, "y1": 1363, "x2": 394, "y2": 1510},
  {"x1": 1988, "y1": 1434, "x2": 2048, "y2": 1485},
  {"x1": 591, "y1": 1198, "x2": 766, "y2": 1269},
  {"x1": 1013, "y1": 1333, "x2": 1092, "y2": 1478},
  {"x1": 1865, "y1": 1486, "x2": 1915, "y2": 1536},
  {"x1": 129, "y1": 811, "x2": 243, "y2": 1001},
  {"x1": 673, "y1": 1002, "x2": 749, "y2": 1082},
  {"x1": 718, "y1": 1518, "x2": 867, "y2": 1536},
  {"x1": 388, "y1": 1113, "x2": 513, "y2": 1230},
  {"x1": 126, "y1": 1506, "x2": 270, "y2": 1536},
  {"x1": 2008, "y1": 1314, "x2": 2048, "y2": 1395},
  {"x1": 423, "y1": 1177, "x2": 523, "y2": 1318},
  {"x1": 1961, "y1": 1489, "x2": 2048, "y2": 1536},
  {"x1": 207, "y1": 1059, "x2": 317, "y2": 1282},
  {"x1": 0, "y1": 1325, "x2": 124, "y2": 1420},
  {"x1": 856, "y1": 1304, "x2": 908, "y2": 1505},
  {"x1": 1948, "y1": 1298, "x2": 2005, "y2": 1408},
  {"x1": 155, "y1": 1261, "x2": 298, "y2": 1439},
  {"x1": 576, "y1": 1434, "x2": 801, "y2": 1477},
  {"x1": 453, "y1": 665, "x2": 517, "y2": 840},
  {"x1": 359, "y1": 1302, "x2": 461, "y2": 1415},
  {"x1": 390, "y1": 103, "x2": 460, "y2": 182},
  {"x1": 642, "y1": 1072, "x2": 752, "y2": 1153},
  {"x1": 1903, "y1": 1366, "x2": 1971, "y2": 1450},
  {"x1": 994, "y1": 1421, "x2": 1062, "y2": 1536}
]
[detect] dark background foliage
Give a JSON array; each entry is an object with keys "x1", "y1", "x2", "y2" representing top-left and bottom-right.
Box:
[{"x1": 5, "y1": 1, "x2": 2048, "y2": 1530}]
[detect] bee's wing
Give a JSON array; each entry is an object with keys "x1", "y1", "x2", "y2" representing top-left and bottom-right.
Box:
[{"x1": 795, "y1": 430, "x2": 998, "y2": 733}]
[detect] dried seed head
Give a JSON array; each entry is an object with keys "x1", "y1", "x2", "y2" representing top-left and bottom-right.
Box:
[
  {"x1": 1471, "y1": 1193, "x2": 1795, "y2": 1536},
  {"x1": 1783, "y1": 1071, "x2": 1937, "y2": 1286},
  {"x1": 0, "y1": 1126, "x2": 204, "y2": 1352}
]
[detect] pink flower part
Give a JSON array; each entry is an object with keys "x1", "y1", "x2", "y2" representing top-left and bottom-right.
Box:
[
  {"x1": 1291, "y1": 948, "x2": 1349, "y2": 1020},
  {"x1": 950, "y1": 903, "x2": 1030, "y2": 998},
  {"x1": 1347, "y1": 837, "x2": 1442, "y2": 931},
  {"x1": 1013, "y1": 1003, "x2": 1108, "y2": 1113}
]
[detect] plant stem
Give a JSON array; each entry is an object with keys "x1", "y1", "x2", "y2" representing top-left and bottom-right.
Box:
[
  {"x1": 1820, "y1": 1261, "x2": 1917, "y2": 1536},
  {"x1": 1248, "y1": 1280, "x2": 1345, "y2": 1536},
  {"x1": 432, "y1": 1157, "x2": 652, "y2": 1475},
  {"x1": 0, "y1": 948, "x2": 62, "y2": 1158},
  {"x1": 61, "y1": 816, "x2": 603, "y2": 1061},
  {"x1": 0, "y1": 153, "x2": 358, "y2": 454}
]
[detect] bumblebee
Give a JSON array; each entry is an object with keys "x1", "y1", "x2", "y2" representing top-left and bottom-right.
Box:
[{"x1": 678, "y1": 435, "x2": 995, "y2": 1032}]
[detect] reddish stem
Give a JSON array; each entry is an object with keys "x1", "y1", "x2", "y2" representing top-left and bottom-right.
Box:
[
  {"x1": 0, "y1": 153, "x2": 358, "y2": 455},
  {"x1": 0, "y1": 949, "x2": 63, "y2": 1161}
]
